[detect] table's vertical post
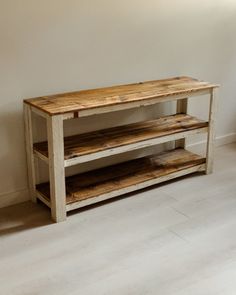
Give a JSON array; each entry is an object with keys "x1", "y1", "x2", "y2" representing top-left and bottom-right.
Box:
[
  {"x1": 206, "y1": 88, "x2": 218, "y2": 174},
  {"x1": 47, "y1": 115, "x2": 66, "y2": 222},
  {"x1": 24, "y1": 103, "x2": 37, "y2": 203},
  {"x1": 175, "y1": 98, "x2": 188, "y2": 148}
]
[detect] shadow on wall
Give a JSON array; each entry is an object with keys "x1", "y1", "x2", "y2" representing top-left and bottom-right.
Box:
[{"x1": 0, "y1": 108, "x2": 28, "y2": 197}]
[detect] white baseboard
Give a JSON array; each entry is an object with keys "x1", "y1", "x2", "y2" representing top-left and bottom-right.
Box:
[
  {"x1": 0, "y1": 132, "x2": 235, "y2": 210},
  {"x1": 0, "y1": 188, "x2": 29, "y2": 209},
  {"x1": 215, "y1": 133, "x2": 236, "y2": 147},
  {"x1": 188, "y1": 132, "x2": 236, "y2": 153}
]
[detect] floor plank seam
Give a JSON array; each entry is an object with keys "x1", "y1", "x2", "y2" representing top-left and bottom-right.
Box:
[
  {"x1": 168, "y1": 204, "x2": 191, "y2": 219},
  {"x1": 168, "y1": 228, "x2": 190, "y2": 243}
]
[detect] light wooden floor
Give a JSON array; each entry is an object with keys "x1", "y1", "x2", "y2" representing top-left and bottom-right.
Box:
[{"x1": 0, "y1": 143, "x2": 236, "y2": 295}]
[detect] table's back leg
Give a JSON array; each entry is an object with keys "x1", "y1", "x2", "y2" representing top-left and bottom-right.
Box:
[
  {"x1": 206, "y1": 88, "x2": 218, "y2": 174},
  {"x1": 175, "y1": 98, "x2": 188, "y2": 149},
  {"x1": 24, "y1": 104, "x2": 37, "y2": 203}
]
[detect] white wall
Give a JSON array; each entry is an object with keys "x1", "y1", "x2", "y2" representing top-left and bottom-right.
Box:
[{"x1": 0, "y1": 0, "x2": 236, "y2": 207}]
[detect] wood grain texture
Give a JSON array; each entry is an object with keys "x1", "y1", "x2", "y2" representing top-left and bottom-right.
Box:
[
  {"x1": 24, "y1": 77, "x2": 218, "y2": 116},
  {"x1": 36, "y1": 148, "x2": 206, "y2": 207},
  {"x1": 34, "y1": 114, "x2": 208, "y2": 162}
]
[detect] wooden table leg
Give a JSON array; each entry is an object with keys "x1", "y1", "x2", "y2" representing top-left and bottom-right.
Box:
[
  {"x1": 47, "y1": 115, "x2": 66, "y2": 222},
  {"x1": 24, "y1": 104, "x2": 37, "y2": 203},
  {"x1": 175, "y1": 98, "x2": 188, "y2": 149},
  {"x1": 206, "y1": 88, "x2": 218, "y2": 174}
]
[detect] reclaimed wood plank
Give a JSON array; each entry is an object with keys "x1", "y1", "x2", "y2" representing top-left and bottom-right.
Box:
[
  {"x1": 24, "y1": 77, "x2": 219, "y2": 116},
  {"x1": 34, "y1": 114, "x2": 208, "y2": 166},
  {"x1": 66, "y1": 164, "x2": 206, "y2": 211},
  {"x1": 36, "y1": 148, "x2": 206, "y2": 209}
]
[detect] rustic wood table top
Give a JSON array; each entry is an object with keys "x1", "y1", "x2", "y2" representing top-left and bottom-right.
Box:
[{"x1": 24, "y1": 76, "x2": 218, "y2": 116}]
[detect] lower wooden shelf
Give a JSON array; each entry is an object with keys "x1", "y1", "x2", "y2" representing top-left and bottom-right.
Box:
[{"x1": 36, "y1": 148, "x2": 206, "y2": 212}]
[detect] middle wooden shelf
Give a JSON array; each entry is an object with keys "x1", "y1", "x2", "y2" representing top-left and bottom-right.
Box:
[{"x1": 34, "y1": 113, "x2": 208, "y2": 167}]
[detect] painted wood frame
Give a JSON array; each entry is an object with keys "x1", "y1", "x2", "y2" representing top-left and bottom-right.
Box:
[
  {"x1": 24, "y1": 104, "x2": 37, "y2": 203},
  {"x1": 175, "y1": 98, "x2": 188, "y2": 149},
  {"x1": 47, "y1": 115, "x2": 67, "y2": 222},
  {"x1": 206, "y1": 88, "x2": 218, "y2": 174},
  {"x1": 23, "y1": 77, "x2": 219, "y2": 222}
]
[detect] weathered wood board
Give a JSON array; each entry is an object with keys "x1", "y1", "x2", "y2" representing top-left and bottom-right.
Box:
[
  {"x1": 24, "y1": 77, "x2": 218, "y2": 116},
  {"x1": 34, "y1": 114, "x2": 208, "y2": 161},
  {"x1": 36, "y1": 148, "x2": 205, "y2": 207}
]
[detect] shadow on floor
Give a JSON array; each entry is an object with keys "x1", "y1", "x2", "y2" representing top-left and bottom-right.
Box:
[
  {"x1": 0, "y1": 201, "x2": 53, "y2": 237},
  {"x1": 0, "y1": 172, "x2": 206, "y2": 237}
]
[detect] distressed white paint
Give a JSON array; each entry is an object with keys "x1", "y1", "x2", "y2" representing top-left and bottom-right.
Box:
[
  {"x1": 23, "y1": 104, "x2": 37, "y2": 202},
  {"x1": 175, "y1": 98, "x2": 188, "y2": 148},
  {"x1": 31, "y1": 105, "x2": 49, "y2": 119},
  {"x1": 206, "y1": 88, "x2": 219, "y2": 174},
  {"x1": 47, "y1": 115, "x2": 67, "y2": 222}
]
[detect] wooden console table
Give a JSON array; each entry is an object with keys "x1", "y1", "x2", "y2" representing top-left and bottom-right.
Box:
[{"x1": 24, "y1": 76, "x2": 219, "y2": 222}]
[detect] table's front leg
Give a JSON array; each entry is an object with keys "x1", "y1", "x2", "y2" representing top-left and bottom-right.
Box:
[{"x1": 47, "y1": 115, "x2": 66, "y2": 222}]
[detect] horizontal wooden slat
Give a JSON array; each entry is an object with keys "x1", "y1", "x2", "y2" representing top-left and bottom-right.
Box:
[
  {"x1": 33, "y1": 114, "x2": 208, "y2": 166},
  {"x1": 36, "y1": 148, "x2": 206, "y2": 210},
  {"x1": 24, "y1": 77, "x2": 218, "y2": 116}
]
